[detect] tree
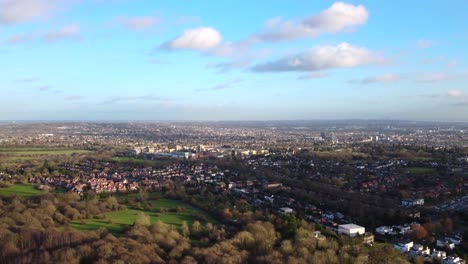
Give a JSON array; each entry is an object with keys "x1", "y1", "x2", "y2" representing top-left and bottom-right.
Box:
[
  {"x1": 222, "y1": 208, "x2": 232, "y2": 219},
  {"x1": 105, "y1": 196, "x2": 119, "y2": 210},
  {"x1": 138, "y1": 188, "x2": 148, "y2": 202},
  {"x1": 441, "y1": 217, "x2": 454, "y2": 233},
  {"x1": 411, "y1": 224, "x2": 428, "y2": 240},
  {"x1": 134, "y1": 212, "x2": 150, "y2": 226},
  {"x1": 235, "y1": 199, "x2": 251, "y2": 214},
  {"x1": 192, "y1": 221, "x2": 201, "y2": 236},
  {"x1": 182, "y1": 221, "x2": 190, "y2": 237},
  {"x1": 246, "y1": 221, "x2": 277, "y2": 256}
]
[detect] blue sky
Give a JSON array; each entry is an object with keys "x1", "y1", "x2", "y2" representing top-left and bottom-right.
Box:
[{"x1": 0, "y1": 0, "x2": 467, "y2": 121}]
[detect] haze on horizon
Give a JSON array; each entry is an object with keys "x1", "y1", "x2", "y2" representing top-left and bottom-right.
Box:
[{"x1": 0, "y1": 0, "x2": 467, "y2": 121}]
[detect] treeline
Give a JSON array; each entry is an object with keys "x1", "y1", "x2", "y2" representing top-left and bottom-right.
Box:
[
  {"x1": 1, "y1": 218, "x2": 409, "y2": 264},
  {"x1": 0, "y1": 190, "x2": 413, "y2": 263}
]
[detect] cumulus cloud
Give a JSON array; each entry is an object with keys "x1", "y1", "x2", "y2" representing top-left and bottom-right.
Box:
[
  {"x1": 349, "y1": 74, "x2": 399, "y2": 85},
  {"x1": 159, "y1": 2, "x2": 369, "y2": 72},
  {"x1": 161, "y1": 27, "x2": 222, "y2": 51},
  {"x1": 203, "y1": 37, "x2": 259, "y2": 57},
  {"x1": 252, "y1": 42, "x2": 384, "y2": 73},
  {"x1": 256, "y1": 2, "x2": 368, "y2": 42},
  {"x1": 117, "y1": 16, "x2": 159, "y2": 30},
  {"x1": 42, "y1": 24, "x2": 80, "y2": 42},
  {"x1": 0, "y1": 0, "x2": 57, "y2": 25}
]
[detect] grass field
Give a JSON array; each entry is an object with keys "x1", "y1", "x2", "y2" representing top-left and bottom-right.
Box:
[
  {"x1": 0, "y1": 148, "x2": 91, "y2": 162},
  {"x1": 71, "y1": 199, "x2": 217, "y2": 235},
  {"x1": 0, "y1": 184, "x2": 44, "y2": 197},
  {"x1": 405, "y1": 167, "x2": 436, "y2": 174},
  {"x1": 112, "y1": 157, "x2": 162, "y2": 167}
]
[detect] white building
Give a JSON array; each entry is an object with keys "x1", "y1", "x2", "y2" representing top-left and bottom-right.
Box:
[
  {"x1": 431, "y1": 249, "x2": 447, "y2": 259},
  {"x1": 437, "y1": 239, "x2": 456, "y2": 250},
  {"x1": 279, "y1": 207, "x2": 294, "y2": 214},
  {"x1": 338, "y1": 224, "x2": 365, "y2": 237},
  {"x1": 443, "y1": 256, "x2": 465, "y2": 264},
  {"x1": 394, "y1": 241, "x2": 414, "y2": 252},
  {"x1": 409, "y1": 244, "x2": 430, "y2": 257}
]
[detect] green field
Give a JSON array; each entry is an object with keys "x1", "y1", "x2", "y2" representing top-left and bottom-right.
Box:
[
  {"x1": 0, "y1": 184, "x2": 44, "y2": 197},
  {"x1": 0, "y1": 148, "x2": 91, "y2": 162},
  {"x1": 405, "y1": 167, "x2": 436, "y2": 174},
  {"x1": 112, "y1": 157, "x2": 162, "y2": 167},
  {"x1": 71, "y1": 199, "x2": 216, "y2": 235}
]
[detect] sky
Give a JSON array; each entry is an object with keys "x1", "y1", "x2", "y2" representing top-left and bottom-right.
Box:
[{"x1": 0, "y1": 0, "x2": 467, "y2": 121}]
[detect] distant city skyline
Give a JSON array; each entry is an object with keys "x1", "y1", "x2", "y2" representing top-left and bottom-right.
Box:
[{"x1": 1, "y1": 0, "x2": 467, "y2": 121}]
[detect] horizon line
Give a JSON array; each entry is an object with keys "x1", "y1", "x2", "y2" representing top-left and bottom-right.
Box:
[{"x1": 1, "y1": 119, "x2": 468, "y2": 124}]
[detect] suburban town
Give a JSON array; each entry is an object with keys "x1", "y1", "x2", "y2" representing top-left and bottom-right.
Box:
[
  {"x1": 0, "y1": 121, "x2": 467, "y2": 263},
  {"x1": 1, "y1": 0, "x2": 467, "y2": 263}
]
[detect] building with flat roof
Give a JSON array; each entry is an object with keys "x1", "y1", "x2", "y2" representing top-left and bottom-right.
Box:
[{"x1": 338, "y1": 224, "x2": 365, "y2": 237}]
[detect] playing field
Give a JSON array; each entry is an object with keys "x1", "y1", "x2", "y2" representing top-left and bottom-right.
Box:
[
  {"x1": 0, "y1": 184, "x2": 44, "y2": 197},
  {"x1": 0, "y1": 148, "x2": 91, "y2": 162},
  {"x1": 405, "y1": 167, "x2": 436, "y2": 174},
  {"x1": 71, "y1": 199, "x2": 217, "y2": 235}
]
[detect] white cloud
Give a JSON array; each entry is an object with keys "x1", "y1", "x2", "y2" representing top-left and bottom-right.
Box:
[
  {"x1": 42, "y1": 24, "x2": 80, "y2": 42},
  {"x1": 117, "y1": 16, "x2": 159, "y2": 30},
  {"x1": 205, "y1": 40, "x2": 250, "y2": 57},
  {"x1": 447, "y1": 89, "x2": 462, "y2": 98},
  {"x1": 161, "y1": 27, "x2": 222, "y2": 51},
  {"x1": 0, "y1": 0, "x2": 56, "y2": 25},
  {"x1": 159, "y1": 3, "x2": 369, "y2": 72},
  {"x1": 349, "y1": 74, "x2": 399, "y2": 85},
  {"x1": 252, "y1": 42, "x2": 384, "y2": 72},
  {"x1": 256, "y1": 2, "x2": 368, "y2": 42}
]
